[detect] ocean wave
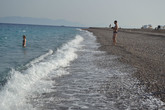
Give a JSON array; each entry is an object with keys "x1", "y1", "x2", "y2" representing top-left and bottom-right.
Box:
[
  {"x1": 25, "y1": 49, "x2": 53, "y2": 67},
  {"x1": 0, "y1": 35, "x2": 84, "y2": 110}
]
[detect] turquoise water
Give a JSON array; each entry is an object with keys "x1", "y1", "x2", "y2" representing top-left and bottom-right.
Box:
[
  {"x1": 0, "y1": 23, "x2": 86, "y2": 109},
  {"x1": 0, "y1": 23, "x2": 79, "y2": 87}
]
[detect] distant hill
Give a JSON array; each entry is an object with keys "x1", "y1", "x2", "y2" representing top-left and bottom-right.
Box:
[{"x1": 0, "y1": 16, "x2": 84, "y2": 27}]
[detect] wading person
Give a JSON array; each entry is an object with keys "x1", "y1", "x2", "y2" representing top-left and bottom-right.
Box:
[
  {"x1": 22, "y1": 35, "x2": 26, "y2": 47},
  {"x1": 112, "y1": 20, "x2": 118, "y2": 45}
]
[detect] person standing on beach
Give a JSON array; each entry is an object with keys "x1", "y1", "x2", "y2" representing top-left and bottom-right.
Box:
[
  {"x1": 22, "y1": 35, "x2": 26, "y2": 47},
  {"x1": 112, "y1": 20, "x2": 118, "y2": 45}
]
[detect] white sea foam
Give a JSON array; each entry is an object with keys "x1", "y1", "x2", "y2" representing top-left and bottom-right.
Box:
[
  {"x1": 22, "y1": 30, "x2": 26, "y2": 33},
  {"x1": 76, "y1": 28, "x2": 83, "y2": 31},
  {"x1": 0, "y1": 35, "x2": 84, "y2": 110},
  {"x1": 25, "y1": 49, "x2": 53, "y2": 67}
]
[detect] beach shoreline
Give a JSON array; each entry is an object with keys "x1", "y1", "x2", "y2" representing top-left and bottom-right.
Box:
[{"x1": 85, "y1": 28, "x2": 165, "y2": 102}]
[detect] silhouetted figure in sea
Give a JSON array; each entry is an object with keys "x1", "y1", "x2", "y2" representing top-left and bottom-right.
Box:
[{"x1": 22, "y1": 35, "x2": 26, "y2": 47}]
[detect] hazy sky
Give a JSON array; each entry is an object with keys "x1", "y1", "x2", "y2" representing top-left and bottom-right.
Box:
[{"x1": 0, "y1": 0, "x2": 164, "y2": 28}]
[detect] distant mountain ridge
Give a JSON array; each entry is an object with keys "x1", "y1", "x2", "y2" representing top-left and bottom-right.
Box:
[{"x1": 0, "y1": 16, "x2": 84, "y2": 27}]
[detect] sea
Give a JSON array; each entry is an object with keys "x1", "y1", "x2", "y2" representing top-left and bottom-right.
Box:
[{"x1": 0, "y1": 23, "x2": 164, "y2": 110}]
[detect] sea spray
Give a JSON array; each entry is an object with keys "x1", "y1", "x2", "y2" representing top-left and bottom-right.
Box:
[
  {"x1": 0, "y1": 35, "x2": 83, "y2": 110},
  {"x1": 26, "y1": 49, "x2": 53, "y2": 67}
]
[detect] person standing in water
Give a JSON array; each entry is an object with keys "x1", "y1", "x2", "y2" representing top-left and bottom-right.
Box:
[
  {"x1": 22, "y1": 35, "x2": 26, "y2": 47},
  {"x1": 112, "y1": 20, "x2": 118, "y2": 45}
]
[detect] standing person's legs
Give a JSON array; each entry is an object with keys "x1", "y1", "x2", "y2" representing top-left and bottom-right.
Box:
[{"x1": 113, "y1": 33, "x2": 117, "y2": 45}]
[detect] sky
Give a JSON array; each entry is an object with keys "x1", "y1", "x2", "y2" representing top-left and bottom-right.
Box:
[{"x1": 0, "y1": 0, "x2": 165, "y2": 28}]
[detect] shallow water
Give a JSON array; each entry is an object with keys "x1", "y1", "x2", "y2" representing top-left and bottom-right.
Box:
[
  {"x1": 0, "y1": 24, "x2": 78, "y2": 88},
  {"x1": 29, "y1": 31, "x2": 165, "y2": 110},
  {"x1": 0, "y1": 24, "x2": 81, "y2": 110}
]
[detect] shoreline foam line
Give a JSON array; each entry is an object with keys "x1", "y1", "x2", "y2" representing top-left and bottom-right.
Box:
[
  {"x1": 0, "y1": 35, "x2": 84, "y2": 110},
  {"x1": 25, "y1": 49, "x2": 54, "y2": 67}
]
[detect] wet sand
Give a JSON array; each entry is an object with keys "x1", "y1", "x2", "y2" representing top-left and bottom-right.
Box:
[{"x1": 86, "y1": 28, "x2": 165, "y2": 102}]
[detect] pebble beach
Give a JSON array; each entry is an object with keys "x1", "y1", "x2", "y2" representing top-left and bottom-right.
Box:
[{"x1": 87, "y1": 28, "x2": 165, "y2": 102}]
